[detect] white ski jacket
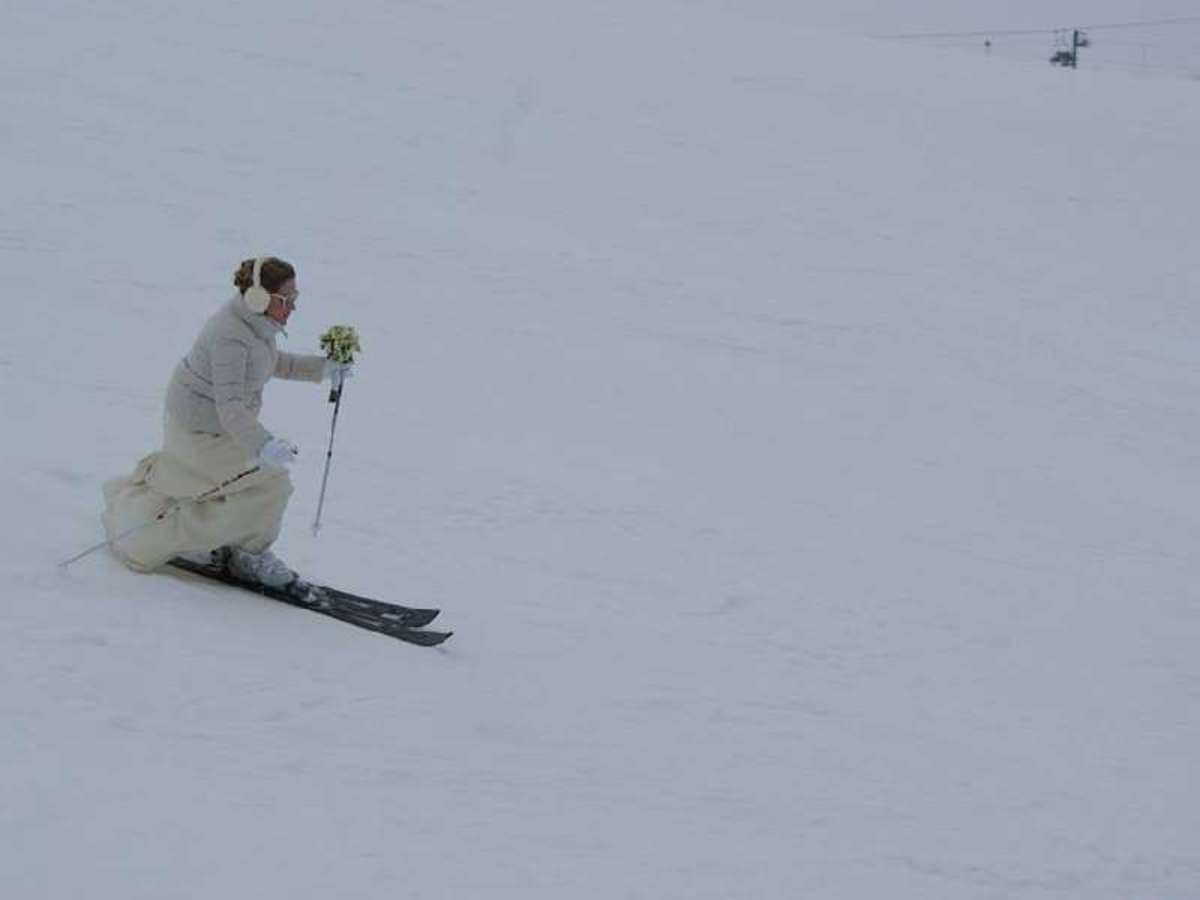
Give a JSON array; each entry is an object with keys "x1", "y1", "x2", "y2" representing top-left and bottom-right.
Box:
[{"x1": 165, "y1": 295, "x2": 326, "y2": 455}]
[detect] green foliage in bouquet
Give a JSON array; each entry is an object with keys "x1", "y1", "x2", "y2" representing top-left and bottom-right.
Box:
[{"x1": 319, "y1": 325, "x2": 361, "y2": 363}]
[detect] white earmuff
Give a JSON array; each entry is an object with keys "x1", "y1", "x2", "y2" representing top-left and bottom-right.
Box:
[{"x1": 243, "y1": 257, "x2": 271, "y2": 314}]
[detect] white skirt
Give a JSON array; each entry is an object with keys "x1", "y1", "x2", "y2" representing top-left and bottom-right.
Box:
[{"x1": 101, "y1": 414, "x2": 293, "y2": 572}]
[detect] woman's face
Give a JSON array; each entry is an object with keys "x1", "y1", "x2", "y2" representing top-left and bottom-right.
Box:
[{"x1": 266, "y1": 278, "x2": 298, "y2": 325}]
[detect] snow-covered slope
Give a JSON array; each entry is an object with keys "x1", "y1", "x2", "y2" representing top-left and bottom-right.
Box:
[{"x1": 3, "y1": 1, "x2": 1199, "y2": 897}]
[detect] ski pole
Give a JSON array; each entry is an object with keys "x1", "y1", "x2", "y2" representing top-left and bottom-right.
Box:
[
  {"x1": 59, "y1": 465, "x2": 261, "y2": 570},
  {"x1": 312, "y1": 380, "x2": 344, "y2": 536}
]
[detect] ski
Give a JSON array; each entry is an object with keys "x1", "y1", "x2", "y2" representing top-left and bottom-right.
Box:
[
  {"x1": 317, "y1": 585, "x2": 441, "y2": 629},
  {"x1": 168, "y1": 556, "x2": 440, "y2": 627},
  {"x1": 167, "y1": 557, "x2": 452, "y2": 647}
]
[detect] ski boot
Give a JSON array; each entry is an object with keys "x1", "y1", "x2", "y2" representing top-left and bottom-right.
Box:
[{"x1": 217, "y1": 546, "x2": 323, "y2": 605}]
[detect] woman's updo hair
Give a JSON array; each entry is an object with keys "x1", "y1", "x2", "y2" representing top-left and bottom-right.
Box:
[{"x1": 233, "y1": 257, "x2": 296, "y2": 295}]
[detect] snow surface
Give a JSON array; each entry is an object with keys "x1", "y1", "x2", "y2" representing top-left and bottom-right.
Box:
[{"x1": 3, "y1": 1, "x2": 1200, "y2": 897}]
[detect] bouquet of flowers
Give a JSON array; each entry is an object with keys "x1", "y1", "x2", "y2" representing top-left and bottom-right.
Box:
[
  {"x1": 319, "y1": 325, "x2": 361, "y2": 364},
  {"x1": 319, "y1": 325, "x2": 361, "y2": 401}
]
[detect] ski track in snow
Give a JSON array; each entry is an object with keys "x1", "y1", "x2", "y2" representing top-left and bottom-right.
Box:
[{"x1": 2, "y1": 1, "x2": 1199, "y2": 898}]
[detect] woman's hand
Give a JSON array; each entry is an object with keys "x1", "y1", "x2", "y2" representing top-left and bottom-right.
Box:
[
  {"x1": 258, "y1": 437, "x2": 299, "y2": 470},
  {"x1": 323, "y1": 359, "x2": 355, "y2": 391}
]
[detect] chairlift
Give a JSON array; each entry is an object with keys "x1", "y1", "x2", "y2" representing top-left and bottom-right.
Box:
[{"x1": 1049, "y1": 29, "x2": 1088, "y2": 67}]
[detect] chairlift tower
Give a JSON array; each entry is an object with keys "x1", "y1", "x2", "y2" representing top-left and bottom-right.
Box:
[{"x1": 1051, "y1": 29, "x2": 1090, "y2": 68}]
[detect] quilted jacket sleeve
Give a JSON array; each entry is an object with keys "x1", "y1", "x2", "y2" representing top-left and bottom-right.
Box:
[
  {"x1": 210, "y1": 338, "x2": 273, "y2": 455},
  {"x1": 274, "y1": 351, "x2": 327, "y2": 382}
]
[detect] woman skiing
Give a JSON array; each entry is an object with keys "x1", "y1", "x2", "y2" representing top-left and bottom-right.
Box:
[{"x1": 101, "y1": 256, "x2": 352, "y2": 592}]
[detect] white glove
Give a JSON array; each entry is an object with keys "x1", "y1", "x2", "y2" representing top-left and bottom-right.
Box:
[
  {"x1": 258, "y1": 437, "x2": 299, "y2": 470},
  {"x1": 323, "y1": 359, "x2": 355, "y2": 391}
]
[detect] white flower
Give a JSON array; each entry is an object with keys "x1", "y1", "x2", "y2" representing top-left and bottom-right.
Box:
[{"x1": 320, "y1": 325, "x2": 361, "y2": 363}]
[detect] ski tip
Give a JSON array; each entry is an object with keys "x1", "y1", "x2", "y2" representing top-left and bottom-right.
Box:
[
  {"x1": 400, "y1": 610, "x2": 440, "y2": 628},
  {"x1": 411, "y1": 629, "x2": 453, "y2": 647},
  {"x1": 383, "y1": 624, "x2": 454, "y2": 647}
]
